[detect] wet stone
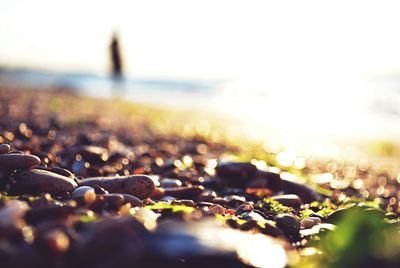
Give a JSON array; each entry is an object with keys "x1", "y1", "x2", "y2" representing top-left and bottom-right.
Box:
[
  {"x1": 308, "y1": 217, "x2": 322, "y2": 225},
  {"x1": 79, "y1": 175, "x2": 155, "y2": 200},
  {"x1": 271, "y1": 194, "x2": 303, "y2": 208},
  {"x1": 281, "y1": 179, "x2": 322, "y2": 203},
  {"x1": 78, "y1": 145, "x2": 109, "y2": 163},
  {"x1": 206, "y1": 204, "x2": 225, "y2": 215},
  {"x1": 25, "y1": 204, "x2": 75, "y2": 225},
  {"x1": 11, "y1": 169, "x2": 77, "y2": 194},
  {"x1": 275, "y1": 214, "x2": 300, "y2": 237},
  {"x1": 215, "y1": 162, "x2": 258, "y2": 187},
  {"x1": 171, "y1": 199, "x2": 195, "y2": 207},
  {"x1": 253, "y1": 170, "x2": 283, "y2": 192},
  {"x1": 72, "y1": 186, "x2": 96, "y2": 199},
  {"x1": 261, "y1": 221, "x2": 285, "y2": 238},
  {"x1": 49, "y1": 167, "x2": 74, "y2": 178},
  {"x1": 93, "y1": 185, "x2": 109, "y2": 194},
  {"x1": 224, "y1": 195, "x2": 246, "y2": 208},
  {"x1": 300, "y1": 218, "x2": 315, "y2": 229},
  {"x1": 163, "y1": 185, "x2": 204, "y2": 199},
  {"x1": 0, "y1": 144, "x2": 11, "y2": 154},
  {"x1": 160, "y1": 178, "x2": 182, "y2": 188},
  {"x1": 240, "y1": 219, "x2": 259, "y2": 231},
  {"x1": 196, "y1": 190, "x2": 217, "y2": 202},
  {"x1": 120, "y1": 193, "x2": 142, "y2": 207},
  {"x1": 0, "y1": 153, "x2": 41, "y2": 170},
  {"x1": 100, "y1": 194, "x2": 125, "y2": 209},
  {"x1": 242, "y1": 211, "x2": 266, "y2": 222}
]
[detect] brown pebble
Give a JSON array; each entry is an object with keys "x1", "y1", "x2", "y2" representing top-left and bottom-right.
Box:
[
  {"x1": 120, "y1": 194, "x2": 142, "y2": 207},
  {"x1": 300, "y1": 218, "x2": 315, "y2": 229},
  {"x1": 11, "y1": 169, "x2": 77, "y2": 194},
  {"x1": 49, "y1": 167, "x2": 74, "y2": 178},
  {"x1": 100, "y1": 194, "x2": 125, "y2": 208},
  {"x1": 150, "y1": 187, "x2": 165, "y2": 199},
  {"x1": 0, "y1": 153, "x2": 41, "y2": 170},
  {"x1": 164, "y1": 185, "x2": 204, "y2": 199},
  {"x1": 207, "y1": 204, "x2": 225, "y2": 215},
  {"x1": 171, "y1": 199, "x2": 195, "y2": 207},
  {"x1": 271, "y1": 194, "x2": 303, "y2": 208},
  {"x1": 79, "y1": 175, "x2": 155, "y2": 200},
  {"x1": 0, "y1": 144, "x2": 11, "y2": 154}
]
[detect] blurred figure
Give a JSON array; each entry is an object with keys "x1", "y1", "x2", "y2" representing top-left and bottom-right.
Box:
[{"x1": 110, "y1": 32, "x2": 124, "y2": 79}]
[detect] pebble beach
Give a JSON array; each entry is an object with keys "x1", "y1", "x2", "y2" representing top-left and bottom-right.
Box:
[{"x1": 0, "y1": 86, "x2": 399, "y2": 268}]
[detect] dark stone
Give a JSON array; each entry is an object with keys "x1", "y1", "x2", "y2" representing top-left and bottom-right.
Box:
[
  {"x1": 11, "y1": 169, "x2": 77, "y2": 194},
  {"x1": 78, "y1": 145, "x2": 109, "y2": 163},
  {"x1": 215, "y1": 162, "x2": 257, "y2": 187},
  {"x1": 0, "y1": 153, "x2": 41, "y2": 170},
  {"x1": 49, "y1": 167, "x2": 74, "y2": 178},
  {"x1": 261, "y1": 221, "x2": 285, "y2": 238},
  {"x1": 271, "y1": 194, "x2": 302, "y2": 208},
  {"x1": 253, "y1": 170, "x2": 283, "y2": 192},
  {"x1": 120, "y1": 193, "x2": 142, "y2": 207},
  {"x1": 275, "y1": 214, "x2": 300, "y2": 237},
  {"x1": 164, "y1": 186, "x2": 204, "y2": 199},
  {"x1": 160, "y1": 178, "x2": 182, "y2": 188},
  {"x1": 0, "y1": 144, "x2": 10, "y2": 154},
  {"x1": 79, "y1": 175, "x2": 155, "y2": 200},
  {"x1": 281, "y1": 179, "x2": 322, "y2": 203},
  {"x1": 25, "y1": 205, "x2": 74, "y2": 224}
]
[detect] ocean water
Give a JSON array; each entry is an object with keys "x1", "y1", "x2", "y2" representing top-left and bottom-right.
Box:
[{"x1": 1, "y1": 68, "x2": 400, "y2": 152}]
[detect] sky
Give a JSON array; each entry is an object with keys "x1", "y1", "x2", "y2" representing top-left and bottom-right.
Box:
[{"x1": 1, "y1": 0, "x2": 400, "y2": 80}]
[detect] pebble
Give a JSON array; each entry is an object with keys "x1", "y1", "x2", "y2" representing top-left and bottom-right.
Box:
[
  {"x1": 300, "y1": 218, "x2": 315, "y2": 229},
  {"x1": 275, "y1": 214, "x2": 300, "y2": 237},
  {"x1": 215, "y1": 162, "x2": 258, "y2": 187},
  {"x1": 49, "y1": 167, "x2": 74, "y2": 178},
  {"x1": 72, "y1": 186, "x2": 96, "y2": 198},
  {"x1": 0, "y1": 153, "x2": 41, "y2": 170},
  {"x1": 78, "y1": 145, "x2": 109, "y2": 163},
  {"x1": 0, "y1": 144, "x2": 11, "y2": 154},
  {"x1": 242, "y1": 211, "x2": 267, "y2": 222},
  {"x1": 206, "y1": 204, "x2": 225, "y2": 215},
  {"x1": 171, "y1": 199, "x2": 195, "y2": 207},
  {"x1": 120, "y1": 193, "x2": 142, "y2": 207},
  {"x1": 224, "y1": 195, "x2": 246, "y2": 208},
  {"x1": 163, "y1": 185, "x2": 204, "y2": 199},
  {"x1": 99, "y1": 194, "x2": 125, "y2": 208},
  {"x1": 254, "y1": 170, "x2": 283, "y2": 192},
  {"x1": 308, "y1": 217, "x2": 322, "y2": 225},
  {"x1": 281, "y1": 179, "x2": 322, "y2": 203},
  {"x1": 196, "y1": 190, "x2": 217, "y2": 202},
  {"x1": 25, "y1": 204, "x2": 75, "y2": 224},
  {"x1": 11, "y1": 169, "x2": 78, "y2": 194},
  {"x1": 79, "y1": 175, "x2": 155, "y2": 200},
  {"x1": 271, "y1": 194, "x2": 303, "y2": 208},
  {"x1": 261, "y1": 221, "x2": 285, "y2": 237},
  {"x1": 72, "y1": 186, "x2": 97, "y2": 205},
  {"x1": 240, "y1": 219, "x2": 259, "y2": 231},
  {"x1": 0, "y1": 200, "x2": 28, "y2": 227},
  {"x1": 160, "y1": 178, "x2": 182, "y2": 188}
]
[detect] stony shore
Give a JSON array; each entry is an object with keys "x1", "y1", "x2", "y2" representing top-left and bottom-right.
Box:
[{"x1": 0, "y1": 86, "x2": 399, "y2": 268}]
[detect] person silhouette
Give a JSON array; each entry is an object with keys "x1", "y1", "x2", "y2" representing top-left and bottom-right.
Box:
[{"x1": 110, "y1": 32, "x2": 123, "y2": 80}]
